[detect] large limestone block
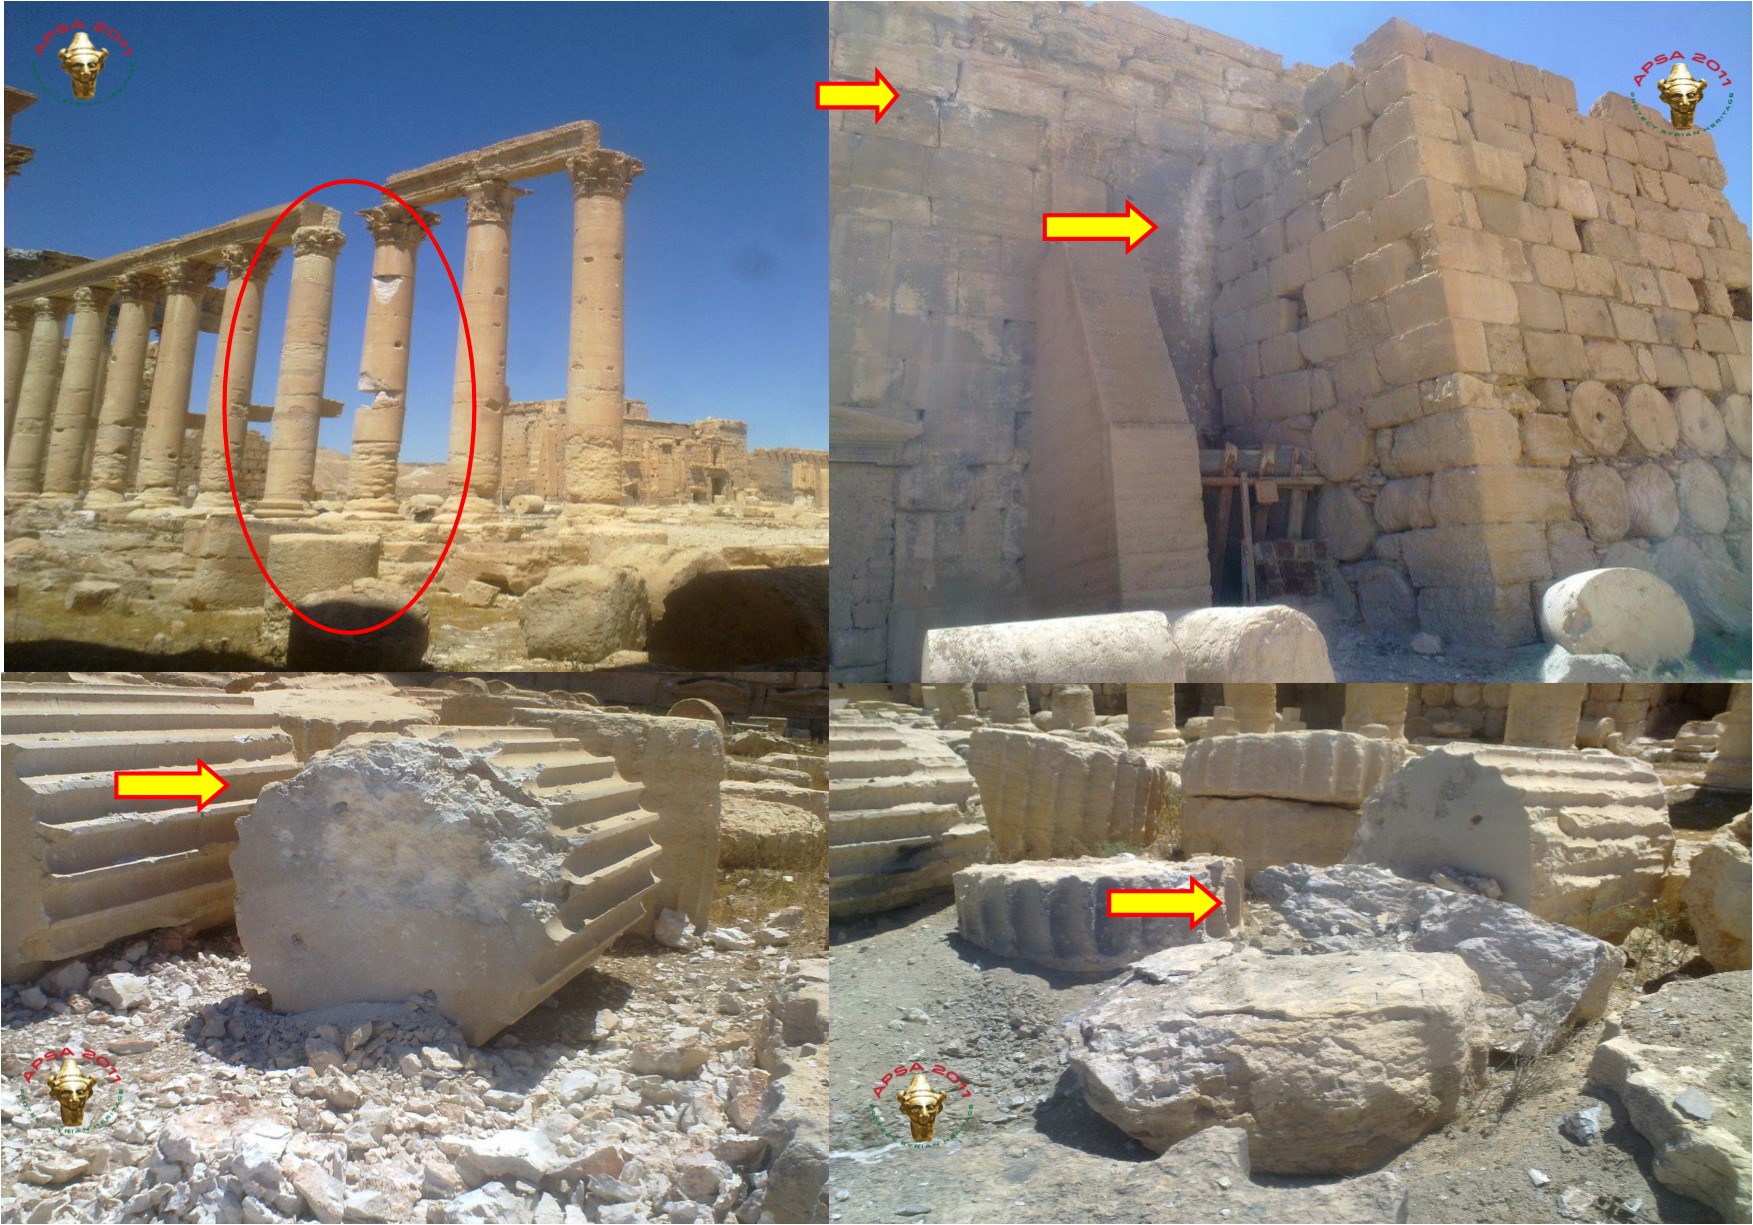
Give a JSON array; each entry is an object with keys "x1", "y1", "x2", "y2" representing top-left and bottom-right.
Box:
[
  {"x1": 1588, "y1": 972, "x2": 1751, "y2": 1221},
  {"x1": 967, "y1": 727, "x2": 1167, "y2": 860},
  {"x1": 234, "y1": 736, "x2": 658, "y2": 1044},
  {"x1": 829, "y1": 712, "x2": 988, "y2": 920},
  {"x1": 922, "y1": 612, "x2": 1184, "y2": 683},
  {"x1": 1181, "y1": 731, "x2": 1411, "y2": 805},
  {"x1": 1253, "y1": 864, "x2": 1625, "y2": 1044},
  {"x1": 648, "y1": 565, "x2": 828, "y2": 669},
  {"x1": 1, "y1": 682, "x2": 302, "y2": 982},
  {"x1": 952, "y1": 855, "x2": 1242, "y2": 972},
  {"x1": 1681, "y1": 812, "x2": 1751, "y2": 971},
  {"x1": 1538, "y1": 567, "x2": 1695, "y2": 668},
  {"x1": 520, "y1": 565, "x2": 651, "y2": 664},
  {"x1": 1181, "y1": 797, "x2": 1363, "y2": 881},
  {"x1": 1065, "y1": 943, "x2": 1490, "y2": 1174},
  {"x1": 1161, "y1": 606, "x2": 1336, "y2": 682},
  {"x1": 718, "y1": 794, "x2": 825, "y2": 870},
  {"x1": 1349, "y1": 743, "x2": 1673, "y2": 941},
  {"x1": 266, "y1": 533, "x2": 380, "y2": 603}
]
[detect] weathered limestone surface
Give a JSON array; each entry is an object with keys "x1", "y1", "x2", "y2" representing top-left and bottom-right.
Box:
[
  {"x1": 1538, "y1": 568, "x2": 1697, "y2": 669},
  {"x1": 1, "y1": 683, "x2": 301, "y2": 981},
  {"x1": 519, "y1": 565, "x2": 651, "y2": 664},
  {"x1": 1681, "y1": 811, "x2": 1751, "y2": 971},
  {"x1": 829, "y1": 707, "x2": 988, "y2": 920},
  {"x1": 1704, "y1": 703, "x2": 1751, "y2": 792},
  {"x1": 922, "y1": 612, "x2": 1184, "y2": 683},
  {"x1": 1124, "y1": 682, "x2": 1180, "y2": 744},
  {"x1": 1163, "y1": 606, "x2": 1336, "y2": 682},
  {"x1": 967, "y1": 727, "x2": 1167, "y2": 860},
  {"x1": 193, "y1": 245, "x2": 278, "y2": 507},
  {"x1": 1349, "y1": 744, "x2": 1673, "y2": 940},
  {"x1": 1181, "y1": 731, "x2": 1410, "y2": 806},
  {"x1": 1065, "y1": 943, "x2": 1490, "y2": 1174},
  {"x1": 1588, "y1": 972, "x2": 1752, "y2": 1221},
  {"x1": 1502, "y1": 681, "x2": 1586, "y2": 748},
  {"x1": 1342, "y1": 682, "x2": 1410, "y2": 739},
  {"x1": 1252, "y1": 863, "x2": 1624, "y2": 1043},
  {"x1": 1223, "y1": 683, "x2": 1277, "y2": 733},
  {"x1": 719, "y1": 793, "x2": 825, "y2": 871},
  {"x1": 256, "y1": 227, "x2": 346, "y2": 517},
  {"x1": 953, "y1": 855, "x2": 1241, "y2": 971},
  {"x1": 235, "y1": 734, "x2": 658, "y2": 1043}
]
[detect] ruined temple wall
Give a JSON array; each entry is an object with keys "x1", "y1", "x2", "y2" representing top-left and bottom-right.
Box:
[
  {"x1": 750, "y1": 447, "x2": 831, "y2": 507},
  {"x1": 1210, "y1": 19, "x2": 1753, "y2": 649},
  {"x1": 829, "y1": 0, "x2": 1313, "y2": 679},
  {"x1": 498, "y1": 400, "x2": 755, "y2": 505}
]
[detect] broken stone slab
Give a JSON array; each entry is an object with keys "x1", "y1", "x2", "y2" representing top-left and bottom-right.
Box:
[
  {"x1": 1537, "y1": 568, "x2": 1696, "y2": 670},
  {"x1": 1065, "y1": 943, "x2": 1489, "y2": 1174},
  {"x1": 1681, "y1": 811, "x2": 1750, "y2": 971},
  {"x1": 1588, "y1": 971, "x2": 1751, "y2": 1221},
  {"x1": 1538, "y1": 645, "x2": 1639, "y2": 682},
  {"x1": 967, "y1": 727, "x2": 1168, "y2": 860},
  {"x1": 1348, "y1": 743, "x2": 1673, "y2": 942},
  {"x1": 922, "y1": 611, "x2": 1185, "y2": 683},
  {"x1": 953, "y1": 855, "x2": 1242, "y2": 972},
  {"x1": 1162, "y1": 605, "x2": 1336, "y2": 682},
  {"x1": 1183, "y1": 797, "x2": 1366, "y2": 882},
  {"x1": 1251, "y1": 863, "x2": 1625, "y2": 1044},
  {"x1": 718, "y1": 794, "x2": 824, "y2": 870},
  {"x1": 233, "y1": 736, "x2": 658, "y2": 1044},
  {"x1": 1181, "y1": 731, "x2": 1410, "y2": 806}
]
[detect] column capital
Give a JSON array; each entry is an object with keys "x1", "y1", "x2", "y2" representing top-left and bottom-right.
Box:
[
  {"x1": 292, "y1": 225, "x2": 347, "y2": 259},
  {"x1": 116, "y1": 270, "x2": 164, "y2": 303},
  {"x1": 5, "y1": 302, "x2": 26, "y2": 329},
  {"x1": 359, "y1": 202, "x2": 440, "y2": 248},
  {"x1": 155, "y1": 258, "x2": 216, "y2": 296},
  {"x1": 30, "y1": 296, "x2": 66, "y2": 322},
  {"x1": 218, "y1": 242, "x2": 283, "y2": 281},
  {"x1": 71, "y1": 285, "x2": 111, "y2": 313},
  {"x1": 566, "y1": 149, "x2": 644, "y2": 201},
  {"x1": 460, "y1": 179, "x2": 525, "y2": 226}
]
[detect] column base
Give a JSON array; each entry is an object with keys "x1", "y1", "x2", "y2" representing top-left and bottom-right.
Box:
[
  {"x1": 341, "y1": 498, "x2": 402, "y2": 520},
  {"x1": 80, "y1": 489, "x2": 127, "y2": 509},
  {"x1": 252, "y1": 499, "x2": 312, "y2": 519}
]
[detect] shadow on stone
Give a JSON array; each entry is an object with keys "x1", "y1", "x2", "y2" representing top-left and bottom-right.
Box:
[{"x1": 648, "y1": 565, "x2": 827, "y2": 669}]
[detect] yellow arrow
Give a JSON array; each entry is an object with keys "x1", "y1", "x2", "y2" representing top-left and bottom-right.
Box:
[
  {"x1": 816, "y1": 69, "x2": 899, "y2": 122},
  {"x1": 1106, "y1": 877, "x2": 1223, "y2": 927},
  {"x1": 1041, "y1": 201, "x2": 1158, "y2": 252},
  {"x1": 114, "y1": 760, "x2": 229, "y2": 811}
]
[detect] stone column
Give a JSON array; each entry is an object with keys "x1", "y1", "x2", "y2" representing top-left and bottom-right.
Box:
[
  {"x1": 1503, "y1": 683, "x2": 1586, "y2": 749},
  {"x1": 1051, "y1": 684, "x2": 1097, "y2": 730},
  {"x1": 84, "y1": 273, "x2": 160, "y2": 506},
  {"x1": 132, "y1": 259, "x2": 215, "y2": 505},
  {"x1": 347, "y1": 203, "x2": 437, "y2": 515},
  {"x1": 1224, "y1": 683, "x2": 1277, "y2": 734},
  {"x1": 1126, "y1": 684, "x2": 1182, "y2": 744},
  {"x1": 1704, "y1": 700, "x2": 1751, "y2": 792},
  {"x1": 193, "y1": 244, "x2": 281, "y2": 508},
  {"x1": 4, "y1": 304, "x2": 29, "y2": 440},
  {"x1": 4, "y1": 297, "x2": 67, "y2": 494},
  {"x1": 931, "y1": 683, "x2": 976, "y2": 723},
  {"x1": 987, "y1": 683, "x2": 1031, "y2": 724},
  {"x1": 256, "y1": 225, "x2": 346, "y2": 517},
  {"x1": 562, "y1": 148, "x2": 643, "y2": 504},
  {"x1": 39, "y1": 286, "x2": 112, "y2": 497},
  {"x1": 1342, "y1": 683, "x2": 1410, "y2": 740},
  {"x1": 446, "y1": 179, "x2": 521, "y2": 506}
]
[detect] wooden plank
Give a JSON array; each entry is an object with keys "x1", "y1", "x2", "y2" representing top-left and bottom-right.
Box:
[
  {"x1": 1212, "y1": 445, "x2": 1238, "y2": 600},
  {"x1": 1239, "y1": 475, "x2": 1257, "y2": 606}
]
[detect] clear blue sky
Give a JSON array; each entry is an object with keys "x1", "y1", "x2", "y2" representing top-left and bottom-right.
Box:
[
  {"x1": 1146, "y1": 2, "x2": 1750, "y2": 224},
  {"x1": 5, "y1": 2, "x2": 827, "y2": 461}
]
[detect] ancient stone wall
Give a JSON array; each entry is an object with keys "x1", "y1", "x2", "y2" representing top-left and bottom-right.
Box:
[
  {"x1": 829, "y1": 0, "x2": 1312, "y2": 679},
  {"x1": 500, "y1": 398, "x2": 757, "y2": 505},
  {"x1": 750, "y1": 446, "x2": 831, "y2": 508},
  {"x1": 1210, "y1": 18, "x2": 1752, "y2": 647}
]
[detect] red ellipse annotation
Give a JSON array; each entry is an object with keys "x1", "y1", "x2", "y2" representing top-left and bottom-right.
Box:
[{"x1": 221, "y1": 178, "x2": 475, "y2": 636}]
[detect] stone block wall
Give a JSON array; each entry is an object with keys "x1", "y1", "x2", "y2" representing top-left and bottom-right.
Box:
[
  {"x1": 500, "y1": 400, "x2": 755, "y2": 505},
  {"x1": 1211, "y1": 18, "x2": 1752, "y2": 648},
  {"x1": 1402, "y1": 680, "x2": 1660, "y2": 742},
  {"x1": 830, "y1": 1, "x2": 1312, "y2": 679},
  {"x1": 750, "y1": 447, "x2": 832, "y2": 508}
]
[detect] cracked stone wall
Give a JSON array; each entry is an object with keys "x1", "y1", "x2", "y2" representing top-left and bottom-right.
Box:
[
  {"x1": 829, "y1": 0, "x2": 1314, "y2": 680},
  {"x1": 1210, "y1": 18, "x2": 1752, "y2": 648}
]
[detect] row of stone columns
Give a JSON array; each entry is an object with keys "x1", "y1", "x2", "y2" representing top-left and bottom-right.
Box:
[{"x1": 5, "y1": 140, "x2": 644, "y2": 513}]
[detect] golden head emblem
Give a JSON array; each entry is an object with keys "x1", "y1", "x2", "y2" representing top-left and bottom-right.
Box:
[
  {"x1": 895, "y1": 1073, "x2": 948, "y2": 1142},
  {"x1": 58, "y1": 31, "x2": 108, "y2": 100},
  {"x1": 1657, "y1": 61, "x2": 1707, "y2": 129},
  {"x1": 45, "y1": 1057, "x2": 99, "y2": 1127}
]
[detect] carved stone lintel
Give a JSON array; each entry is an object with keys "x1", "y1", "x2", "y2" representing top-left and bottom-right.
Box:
[
  {"x1": 566, "y1": 149, "x2": 644, "y2": 201},
  {"x1": 31, "y1": 296, "x2": 65, "y2": 322},
  {"x1": 156, "y1": 259, "x2": 216, "y2": 296},
  {"x1": 359, "y1": 202, "x2": 440, "y2": 247},
  {"x1": 292, "y1": 225, "x2": 347, "y2": 259},
  {"x1": 71, "y1": 285, "x2": 111, "y2": 313},
  {"x1": 461, "y1": 179, "x2": 521, "y2": 226},
  {"x1": 116, "y1": 270, "x2": 164, "y2": 303}
]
